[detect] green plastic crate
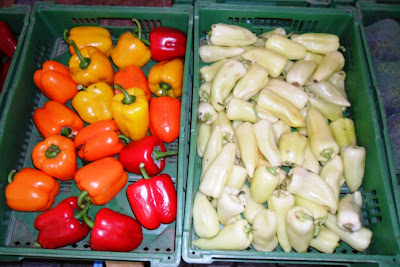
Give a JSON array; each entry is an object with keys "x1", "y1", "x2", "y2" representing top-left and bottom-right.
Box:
[
  {"x1": 0, "y1": 2, "x2": 193, "y2": 266},
  {"x1": 357, "y1": 0, "x2": 400, "y2": 232},
  {"x1": 0, "y1": 4, "x2": 31, "y2": 118},
  {"x1": 183, "y1": 2, "x2": 400, "y2": 265}
]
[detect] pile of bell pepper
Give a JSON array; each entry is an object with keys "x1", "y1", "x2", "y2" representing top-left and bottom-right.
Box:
[
  {"x1": 193, "y1": 24, "x2": 371, "y2": 253},
  {"x1": 5, "y1": 21, "x2": 187, "y2": 251},
  {"x1": 0, "y1": 21, "x2": 18, "y2": 92}
]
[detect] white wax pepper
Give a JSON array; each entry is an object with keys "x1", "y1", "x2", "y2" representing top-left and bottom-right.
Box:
[
  {"x1": 337, "y1": 191, "x2": 363, "y2": 232},
  {"x1": 217, "y1": 185, "x2": 247, "y2": 225}
]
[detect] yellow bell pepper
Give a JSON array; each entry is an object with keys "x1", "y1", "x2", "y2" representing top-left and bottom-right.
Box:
[
  {"x1": 65, "y1": 26, "x2": 113, "y2": 57},
  {"x1": 111, "y1": 84, "x2": 149, "y2": 141},
  {"x1": 72, "y1": 82, "x2": 115, "y2": 124},
  {"x1": 148, "y1": 58, "x2": 183, "y2": 98},
  {"x1": 111, "y1": 19, "x2": 151, "y2": 70},
  {"x1": 65, "y1": 31, "x2": 115, "y2": 87}
]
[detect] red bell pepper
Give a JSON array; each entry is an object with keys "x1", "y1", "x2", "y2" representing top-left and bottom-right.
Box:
[
  {"x1": 118, "y1": 135, "x2": 178, "y2": 176},
  {"x1": 0, "y1": 21, "x2": 17, "y2": 59},
  {"x1": 126, "y1": 162, "x2": 177, "y2": 230},
  {"x1": 34, "y1": 196, "x2": 91, "y2": 249},
  {"x1": 149, "y1": 95, "x2": 181, "y2": 143},
  {"x1": 149, "y1": 27, "x2": 187, "y2": 62},
  {"x1": 83, "y1": 208, "x2": 143, "y2": 252}
]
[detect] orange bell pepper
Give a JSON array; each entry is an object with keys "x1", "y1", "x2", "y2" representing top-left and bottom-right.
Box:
[
  {"x1": 33, "y1": 100, "x2": 84, "y2": 139},
  {"x1": 148, "y1": 58, "x2": 183, "y2": 98},
  {"x1": 74, "y1": 157, "x2": 128, "y2": 206},
  {"x1": 113, "y1": 65, "x2": 151, "y2": 101},
  {"x1": 33, "y1": 60, "x2": 79, "y2": 104},
  {"x1": 74, "y1": 119, "x2": 129, "y2": 162},
  {"x1": 5, "y1": 168, "x2": 60, "y2": 212},
  {"x1": 32, "y1": 135, "x2": 78, "y2": 181}
]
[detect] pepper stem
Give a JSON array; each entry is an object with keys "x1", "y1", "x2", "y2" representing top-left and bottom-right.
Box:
[
  {"x1": 63, "y1": 29, "x2": 91, "y2": 69},
  {"x1": 321, "y1": 149, "x2": 333, "y2": 160},
  {"x1": 153, "y1": 148, "x2": 178, "y2": 161},
  {"x1": 139, "y1": 162, "x2": 151, "y2": 180},
  {"x1": 45, "y1": 144, "x2": 61, "y2": 159},
  {"x1": 267, "y1": 166, "x2": 280, "y2": 176},
  {"x1": 131, "y1": 19, "x2": 151, "y2": 46},
  {"x1": 199, "y1": 114, "x2": 212, "y2": 123},
  {"x1": 74, "y1": 197, "x2": 91, "y2": 220},
  {"x1": 114, "y1": 84, "x2": 136, "y2": 105},
  {"x1": 77, "y1": 84, "x2": 87, "y2": 91},
  {"x1": 83, "y1": 212, "x2": 95, "y2": 229},
  {"x1": 160, "y1": 82, "x2": 172, "y2": 96},
  {"x1": 118, "y1": 134, "x2": 130, "y2": 145},
  {"x1": 77, "y1": 190, "x2": 90, "y2": 210},
  {"x1": 61, "y1": 127, "x2": 73, "y2": 139},
  {"x1": 253, "y1": 104, "x2": 260, "y2": 121},
  {"x1": 295, "y1": 210, "x2": 315, "y2": 222},
  {"x1": 8, "y1": 169, "x2": 16, "y2": 184}
]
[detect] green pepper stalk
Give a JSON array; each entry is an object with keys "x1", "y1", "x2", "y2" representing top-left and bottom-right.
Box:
[
  {"x1": 226, "y1": 97, "x2": 259, "y2": 123},
  {"x1": 232, "y1": 64, "x2": 269, "y2": 101},
  {"x1": 226, "y1": 164, "x2": 248, "y2": 190},
  {"x1": 200, "y1": 125, "x2": 222, "y2": 181},
  {"x1": 278, "y1": 131, "x2": 308, "y2": 167},
  {"x1": 304, "y1": 51, "x2": 324, "y2": 64},
  {"x1": 291, "y1": 33, "x2": 340, "y2": 55},
  {"x1": 272, "y1": 120, "x2": 292, "y2": 144},
  {"x1": 310, "y1": 225, "x2": 340, "y2": 254},
  {"x1": 199, "y1": 82, "x2": 212, "y2": 102},
  {"x1": 192, "y1": 219, "x2": 253, "y2": 250},
  {"x1": 337, "y1": 191, "x2": 363, "y2": 232},
  {"x1": 199, "y1": 45, "x2": 245, "y2": 63},
  {"x1": 250, "y1": 165, "x2": 280, "y2": 204},
  {"x1": 341, "y1": 146, "x2": 366, "y2": 192},
  {"x1": 198, "y1": 101, "x2": 218, "y2": 124},
  {"x1": 264, "y1": 78, "x2": 309, "y2": 110},
  {"x1": 295, "y1": 195, "x2": 328, "y2": 227},
  {"x1": 286, "y1": 59, "x2": 317, "y2": 87},
  {"x1": 257, "y1": 89, "x2": 304, "y2": 128},
  {"x1": 241, "y1": 47, "x2": 288, "y2": 78},
  {"x1": 253, "y1": 119, "x2": 282, "y2": 167},
  {"x1": 265, "y1": 33, "x2": 307, "y2": 60},
  {"x1": 324, "y1": 213, "x2": 372, "y2": 252},
  {"x1": 302, "y1": 141, "x2": 321, "y2": 174},
  {"x1": 259, "y1": 27, "x2": 287, "y2": 40},
  {"x1": 312, "y1": 51, "x2": 345, "y2": 83},
  {"x1": 329, "y1": 118, "x2": 357, "y2": 149},
  {"x1": 196, "y1": 122, "x2": 212, "y2": 158},
  {"x1": 200, "y1": 59, "x2": 228, "y2": 82},
  {"x1": 192, "y1": 191, "x2": 220, "y2": 239},
  {"x1": 306, "y1": 107, "x2": 340, "y2": 162},
  {"x1": 211, "y1": 111, "x2": 234, "y2": 144},
  {"x1": 306, "y1": 81, "x2": 350, "y2": 107},
  {"x1": 199, "y1": 142, "x2": 236, "y2": 199},
  {"x1": 210, "y1": 59, "x2": 247, "y2": 111},
  {"x1": 209, "y1": 23, "x2": 258, "y2": 47},
  {"x1": 286, "y1": 206, "x2": 315, "y2": 253},
  {"x1": 217, "y1": 186, "x2": 247, "y2": 225},
  {"x1": 328, "y1": 71, "x2": 347, "y2": 98},
  {"x1": 251, "y1": 209, "x2": 279, "y2": 252},
  {"x1": 240, "y1": 184, "x2": 266, "y2": 224},
  {"x1": 287, "y1": 167, "x2": 338, "y2": 214},
  {"x1": 267, "y1": 189, "x2": 295, "y2": 253},
  {"x1": 319, "y1": 155, "x2": 345, "y2": 203},
  {"x1": 235, "y1": 122, "x2": 258, "y2": 178},
  {"x1": 307, "y1": 92, "x2": 343, "y2": 122}
]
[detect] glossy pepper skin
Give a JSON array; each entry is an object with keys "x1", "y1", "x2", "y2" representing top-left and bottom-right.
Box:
[
  {"x1": 66, "y1": 26, "x2": 113, "y2": 57},
  {"x1": 64, "y1": 30, "x2": 114, "y2": 87},
  {"x1": 148, "y1": 58, "x2": 183, "y2": 98},
  {"x1": 113, "y1": 65, "x2": 151, "y2": 101},
  {"x1": 34, "y1": 196, "x2": 91, "y2": 249},
  {"x1": 119, "y1": 135, "x2": 178, "y2": 176},
  {"x1": 74, "y1": 119, "x2": 127, "y2": 162},
  {"x1": 0, "y1": 21, "x2": 17, "y2": 58},
  {"x1": 74, "y1": 157, "x2": 128, "y2": 206},
  {"x1": 32, "y1": 135, "x2": 78, "y2": 181},
  {"x1": 127, "y1": 163, "x2": 177, "y2": 230},
  {"x1": 84, "y1": 208, "x2": 143, "y2": 252},
  {"x1": 5, "y1": 168, "x2": 59, "y2": 212},
  {"x1": 33, "y1": 100, "x2": 84, "y2": 139},
  {"x1": 71, "y1": 82, "x2": 114, "y2": 124},
  {"x1": 149, "y1": 95, "x2": 181, "y2": 143},
  {"x1": 149, "y1": 27, "x2": 187, "y2": 62},
  {"x1": 111, "y1": 85, "x2": 149, "y2": 141},
  {"x1": 33, "y1": 60, "x2": 79, "y2": 104},
  {"x1": 111, "y1": 19, "x2": 151, "y2": 70}
]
